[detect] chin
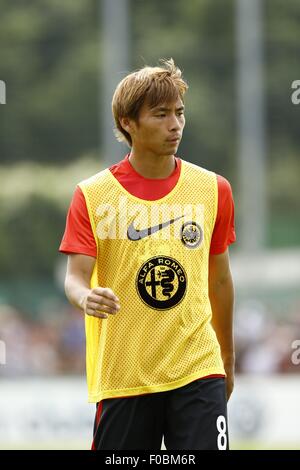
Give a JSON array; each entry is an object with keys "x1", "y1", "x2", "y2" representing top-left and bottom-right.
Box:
[
  {"x1": 161, "y1": 150, "x2": 176, "y2": 157},
  {"x1": 168, "y1": 146, "x2": 179, "y2": 155},
  {"x1": 164, "y1": 143, "x2": 179, "y2": 153}
]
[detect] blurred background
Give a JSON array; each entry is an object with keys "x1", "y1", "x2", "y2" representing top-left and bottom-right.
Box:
[{"x1": 0, "y1": 0, "x2": 300, "y2": 449}]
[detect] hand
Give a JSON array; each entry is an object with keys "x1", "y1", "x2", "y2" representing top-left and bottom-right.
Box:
[
  {"x1": 224, "y1": 364, "x2": 234, "y2": 401},
  {"x1": 83, "y1": 287, "x2": 120, "y2": 319}
]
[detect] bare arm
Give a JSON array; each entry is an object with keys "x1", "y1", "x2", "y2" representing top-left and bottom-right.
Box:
[
  {"x1": 64, "y1": 253, "x2": 120, "y2": 319},
  {"x1": 209, "y1": 249, "x2": 235, "y2": 400}
]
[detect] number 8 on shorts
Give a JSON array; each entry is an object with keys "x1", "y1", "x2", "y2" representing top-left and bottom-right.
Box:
[{"x1": 216, "y1": 415, "x2": 227, "y2": 450}]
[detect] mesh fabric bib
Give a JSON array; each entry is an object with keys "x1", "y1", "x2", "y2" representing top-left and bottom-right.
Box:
[{"x1": 79, "y1": 160, "x2": 225, "y2": 402}]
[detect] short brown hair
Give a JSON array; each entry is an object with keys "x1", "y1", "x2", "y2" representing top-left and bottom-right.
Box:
[{"x1": 112, "y1": 58, "x2": 188, "y2": 147}]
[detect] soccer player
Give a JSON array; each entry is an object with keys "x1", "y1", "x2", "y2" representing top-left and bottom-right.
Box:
[{"x1": 59, "y1": 59, "x2": 236, "y2": 450}]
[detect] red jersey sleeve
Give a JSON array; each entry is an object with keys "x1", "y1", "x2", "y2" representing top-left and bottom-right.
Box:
[
  {"x1": 210, "y1": 175, "x2": 236, "y2": 255},
  {"x1": 60, "y1": 173, "x2": 235, "y2": 257},
  {"x1": 59, "y1": 186, "x2": 97, "y2": 257}
]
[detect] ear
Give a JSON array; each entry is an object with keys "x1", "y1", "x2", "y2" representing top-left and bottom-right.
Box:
[{"x1": 120, "y1": 117, "x2": 132, "y2": 134}]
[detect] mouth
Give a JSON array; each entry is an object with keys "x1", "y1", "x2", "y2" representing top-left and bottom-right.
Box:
[{"x1": 166, "y1": 136, "x2": 181, "y2": 143}]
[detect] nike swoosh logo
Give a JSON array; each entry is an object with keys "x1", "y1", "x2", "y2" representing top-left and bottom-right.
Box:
[{"x1": 127, "y1": 215, "x2": 184, "y2": 241}]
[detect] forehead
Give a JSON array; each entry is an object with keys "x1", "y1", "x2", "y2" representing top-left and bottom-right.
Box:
[{"x1": 141, "y1": 97, "x2": 184, "y2": 113}]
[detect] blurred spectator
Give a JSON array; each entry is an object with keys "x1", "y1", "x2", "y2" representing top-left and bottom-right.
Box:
[
  {"x1": 234, "y1": 300, "x2": 300, "y2": 375},
  {"x1": 0, "y1": 303, "x2": 85, "y2": 376},
  {"x1": 1, "y1": 298, "x2": 300, "y2": 377}
]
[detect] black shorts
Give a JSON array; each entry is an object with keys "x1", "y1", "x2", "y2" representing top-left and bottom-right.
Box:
[{"x1": 91, "y1": 377, "x2": 228, "y2": 450}]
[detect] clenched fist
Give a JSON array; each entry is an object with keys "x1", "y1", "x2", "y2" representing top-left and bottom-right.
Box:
[{"x1": 83, "y1": 287, "x2": 120, "y2": 319}]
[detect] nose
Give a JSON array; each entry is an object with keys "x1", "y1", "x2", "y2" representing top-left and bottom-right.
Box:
[{"x1": 168, "y1": 114, "x2": 183, "y2": 132}]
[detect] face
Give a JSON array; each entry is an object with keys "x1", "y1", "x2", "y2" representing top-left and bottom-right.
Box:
[{"x1": 122, "y1": 97, "x2": 185, "y2": 157}]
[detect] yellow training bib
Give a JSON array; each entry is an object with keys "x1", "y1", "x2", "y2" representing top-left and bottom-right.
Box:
[{"x1": 79, "y1": 160, "x2": 225, "y2": 403}]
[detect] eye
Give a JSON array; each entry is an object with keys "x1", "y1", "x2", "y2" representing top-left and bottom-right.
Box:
[{"x1": 156, "y1": 114, "x2": 166, "y2": 118}]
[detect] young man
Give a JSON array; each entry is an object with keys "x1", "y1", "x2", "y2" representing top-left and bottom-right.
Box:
[{"x1": 59, "y1": 59, "x2": 236, "y2": 450}]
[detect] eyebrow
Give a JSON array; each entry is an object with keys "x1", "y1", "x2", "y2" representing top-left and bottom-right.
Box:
[{"x1": 152, "y1": 105, "x2": 185, "y2": 112}]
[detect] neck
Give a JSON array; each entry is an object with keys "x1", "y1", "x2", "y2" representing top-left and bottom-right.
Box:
[{"x1": 128, "y1": 149, "x2": 176, "y2": 179}]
